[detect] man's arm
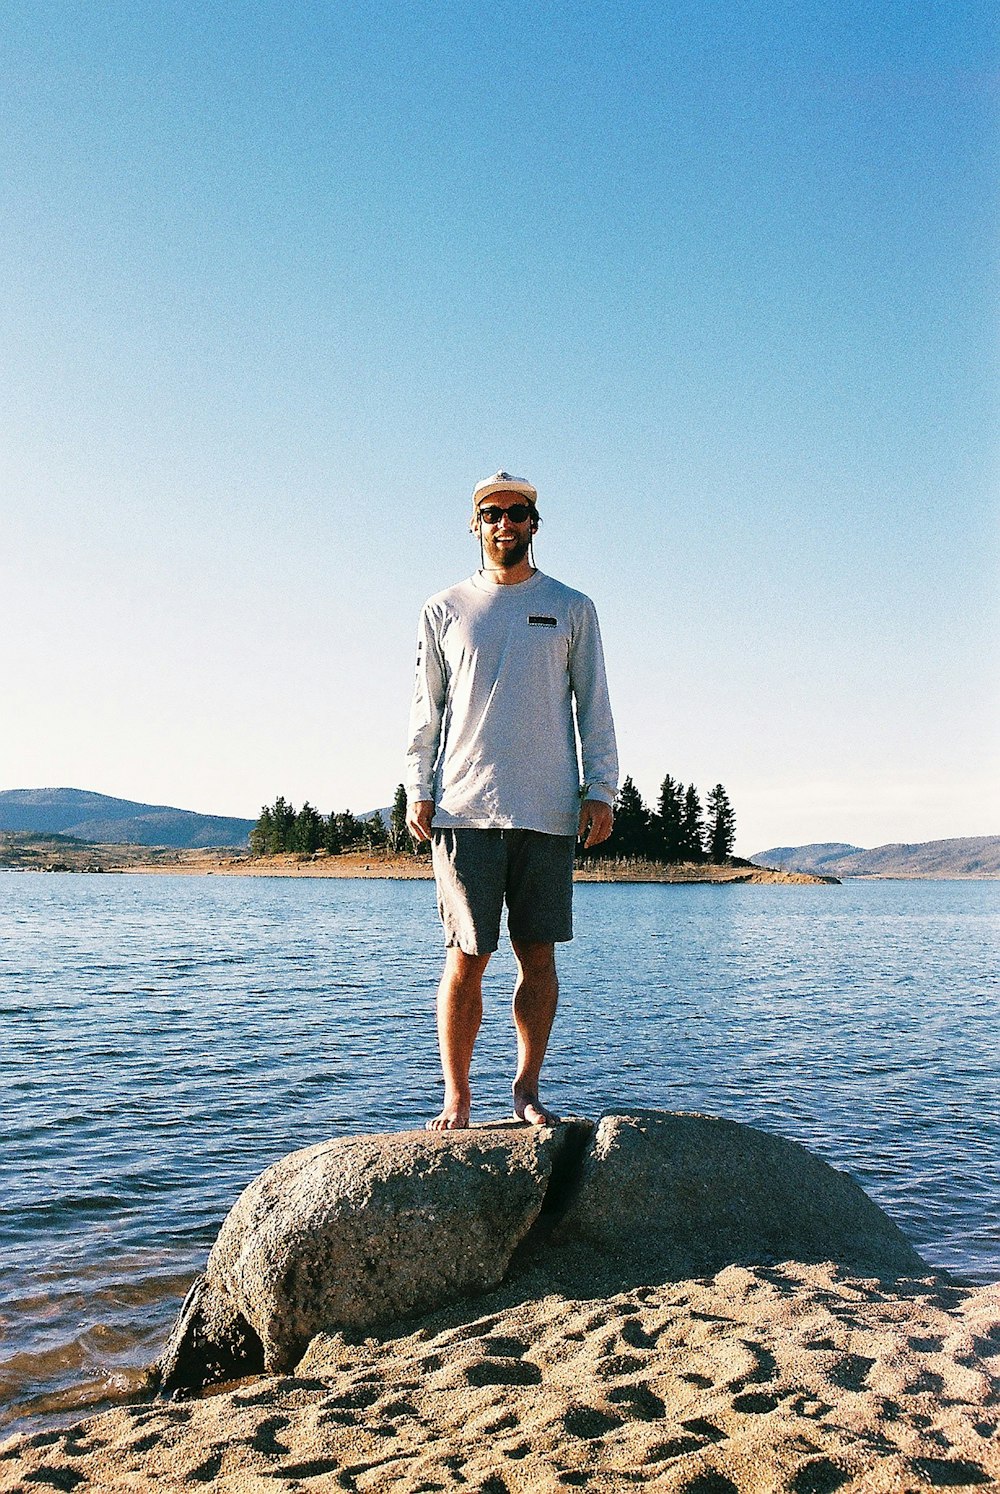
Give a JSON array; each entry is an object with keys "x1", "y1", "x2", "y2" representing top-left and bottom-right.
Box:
[
  {"x1": 569, "y1": 599, "x2": 619, "y2": 845},
  {"x1": 404, "y1": 604, "x2": 446, "y2": 839}
]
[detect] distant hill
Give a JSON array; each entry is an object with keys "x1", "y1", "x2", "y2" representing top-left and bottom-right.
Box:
[
  {"x1": 749, "y1": 843, "x2": 864, "y2": 875},
  {"x1": 0, "y1": 788, "x2": 254, "y2": 849},
  {"x1": 751, "y1": 836, "x2": 1000, "y2": 879}
]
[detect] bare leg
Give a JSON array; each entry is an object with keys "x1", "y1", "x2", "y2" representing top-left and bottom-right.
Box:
[
  {"x1": 427, "y1": 947, "x2": 490, "y2": 1130},
  {"x1": 510, "y1": 940, "x2": 560, "y2": 1126}
]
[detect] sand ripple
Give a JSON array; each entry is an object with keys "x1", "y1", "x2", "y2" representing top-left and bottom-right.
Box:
[{"x1": 3, "y1": 1261, "x2": 999, "y2": 1492}]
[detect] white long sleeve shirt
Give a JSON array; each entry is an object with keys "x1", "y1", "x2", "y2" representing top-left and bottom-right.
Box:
[{"x1": 405, "y1": 570, "x2": 618, "y2": 837}]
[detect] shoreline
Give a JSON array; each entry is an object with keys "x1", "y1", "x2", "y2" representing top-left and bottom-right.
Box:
[
  {"x1": 116, "y1": 853, "x2": 835, "y2": 884},
  {"x1": 7, "y1": 836, "x2": 999, "y2": 881},
  {"x1": 103, "y1": 854, "x2": 1000, "y2": 883}
]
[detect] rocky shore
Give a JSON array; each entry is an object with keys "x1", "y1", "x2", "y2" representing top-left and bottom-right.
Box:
[
  {"x1": 114, "y1": 849, "x2": 835, "y2": 884},
  {"x1": 3, "y1": 1112, "x2": 997, "y2": 1492}
]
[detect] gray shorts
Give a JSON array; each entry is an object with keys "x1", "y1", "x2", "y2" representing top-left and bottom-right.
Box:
[{"x1": 431, "y1": 828, "x2": 575, "y2": 955}]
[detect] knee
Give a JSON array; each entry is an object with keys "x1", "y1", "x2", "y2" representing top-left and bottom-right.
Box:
[
  {"x1": 446, "y1": 948, "x2": 491, "y2": 986},
  {"x1": 511, "y1": 941, "x2": 557, "y2": 979}
]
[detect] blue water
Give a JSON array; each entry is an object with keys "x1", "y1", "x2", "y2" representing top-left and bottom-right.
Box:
[{"x1": 1, "y1": 870, "x2": 997, "y2": 1436}]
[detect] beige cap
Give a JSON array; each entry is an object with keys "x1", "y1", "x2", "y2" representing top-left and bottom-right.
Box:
[{"x1": 472, "y1": 470, "x2": 538, "y2": 512}]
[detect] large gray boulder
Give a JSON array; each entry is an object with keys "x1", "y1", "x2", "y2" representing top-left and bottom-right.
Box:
[
  {"x1": 554, "y1": 1110, "x2": 926, "y2": 1278},
  {"x1": 158, "y1": 1120, "x2": 586, "y2": 1390},
  {"x1": 154, "y1": 1109, "x2": 928, "y2": 1398}
]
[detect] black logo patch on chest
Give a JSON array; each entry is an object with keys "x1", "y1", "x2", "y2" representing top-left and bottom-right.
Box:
[{"x1": 528, "y1": 615, "x2": 558, "y2": 627}]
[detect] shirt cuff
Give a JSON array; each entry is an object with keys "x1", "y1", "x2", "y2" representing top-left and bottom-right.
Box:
[{"x1": 582, "y1": 786, "x2": 616, "y2": 807}]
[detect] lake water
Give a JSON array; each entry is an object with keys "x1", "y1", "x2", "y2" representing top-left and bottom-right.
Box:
[{"x1": 1, "y1": 870, "x2": 997, "y2": 1438}]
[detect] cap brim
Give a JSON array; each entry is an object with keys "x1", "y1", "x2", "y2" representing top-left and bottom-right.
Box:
[{"x1": 473, "y1": 479, "x2": 537, "y2": 505}]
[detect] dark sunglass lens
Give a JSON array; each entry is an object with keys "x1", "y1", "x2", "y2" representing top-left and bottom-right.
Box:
[{"x1": 479, "y1": 503, "x2": 531, "y2": 524}]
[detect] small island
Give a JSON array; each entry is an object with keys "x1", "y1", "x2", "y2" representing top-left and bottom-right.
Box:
[
  {"x1": 0, "y1": 777, "x2": 838, "y2": 883},
  {"x1": 0, "y1": 835, "x2": 835, "y2": 884}
]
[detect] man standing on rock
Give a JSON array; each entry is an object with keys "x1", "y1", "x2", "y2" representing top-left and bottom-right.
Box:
[{"x1": 406, "y1": 471, "x2": 618, "y2": 1130}]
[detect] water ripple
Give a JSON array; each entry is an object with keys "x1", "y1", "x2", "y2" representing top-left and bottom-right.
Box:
[{"x1": 0, "y1": 871, "x2": 997, "y2": 1437}]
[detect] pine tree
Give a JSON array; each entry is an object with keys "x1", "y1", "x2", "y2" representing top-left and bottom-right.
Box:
[
  {"x1": 362, "y1": 811, "x2": 388, "y2": 849},
  {"x1": 249, "y1": 805, "x2": 273, "y2": 858},
  {"x1": 706, "y1": 784, "x2": 736, "y2": 864},
  {"x1": 271, "y1": 796, "x2": 296, "y2": 853},
  {"x1": 333, "y1": 810, "x2": 360, "y2": 849},
  {"x1": 293, "y1": 802, "x2": 323, "y2": 854},
  {"x1": 653, "y1": 774, "x2": 684, "y2": 863},
  {"x1": 323, "y1": 810, "x2": 343, "y2": 855},
  {"x1": 679, "y1": 784, "x2": 706, "y2": 862},
  {"x1": 389, "y1": 784, "x2": 412, "y2": 853},
  {"x1": 610, "y1": 776, "x2": 651, "y2": 859}
]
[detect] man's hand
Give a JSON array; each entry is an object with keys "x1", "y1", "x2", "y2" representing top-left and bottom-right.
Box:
[
  {"x1": 578, "y1": 799, "x2": 614, "y2": 850},
  {"x1": 406, "y1": 799, "x2": 435, "y2": 843}
]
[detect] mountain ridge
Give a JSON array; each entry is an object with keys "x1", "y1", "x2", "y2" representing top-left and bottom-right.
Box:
[
  {"x1": 0, "y1": 788, "x2": 255, "y2": 849},
  {"x1": 751, "y1": 836, "x2": 1000, "y2": 878}
]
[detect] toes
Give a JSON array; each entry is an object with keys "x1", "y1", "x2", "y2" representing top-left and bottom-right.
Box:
[
  {"x1": 426, "y1": 1111, "x2": 470, "y2": 1131},
  {"x1": 513, "y1": 1096, "x2": 560, "y2": 1126}
]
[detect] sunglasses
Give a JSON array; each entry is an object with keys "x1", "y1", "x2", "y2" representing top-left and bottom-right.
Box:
[{"x1": 477, "y1": 503, "x2": 534, "y2": 525}]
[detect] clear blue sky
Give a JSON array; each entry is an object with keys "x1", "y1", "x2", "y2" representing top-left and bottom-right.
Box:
[{"x1": 2, "y1": 1, "x2": 996, "y2": 852}]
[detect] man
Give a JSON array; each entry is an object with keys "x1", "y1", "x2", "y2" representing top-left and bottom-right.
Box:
[{"x1": 405, "y1": 471, "x2": 618, "y2": 1130}]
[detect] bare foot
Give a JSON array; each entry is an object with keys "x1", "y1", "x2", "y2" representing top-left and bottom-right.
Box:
[
  {"x1": 513, "y1": 1087, "x2": 560, "y2": 1126},
  {"x1": 426, "y1": 1092, "x2": 471, "y2": 1130}
]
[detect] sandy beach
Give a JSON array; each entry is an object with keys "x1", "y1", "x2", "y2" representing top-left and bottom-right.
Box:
[
  {"x1": 4, "y1": 1110, "x2": 999, "y2": 1492},
  {"x1": 3, "y1": 1255, "x2": 998, "y2": 1492}
]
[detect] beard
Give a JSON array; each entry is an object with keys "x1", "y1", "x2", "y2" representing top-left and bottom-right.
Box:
[{"x1": 484, "y1": 532, "x2": 532, "y2": 568}]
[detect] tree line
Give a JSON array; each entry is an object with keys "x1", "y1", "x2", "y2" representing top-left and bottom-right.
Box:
[
  {"x1": 584, "y1": 775, "x2": 736, "y2": 865},
  {"x1": 250, "y1": 778, "x2": 736, "y2": 864},
  {"x1": 248, "y1": 797, "x2": 393, "y2": 857}
]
